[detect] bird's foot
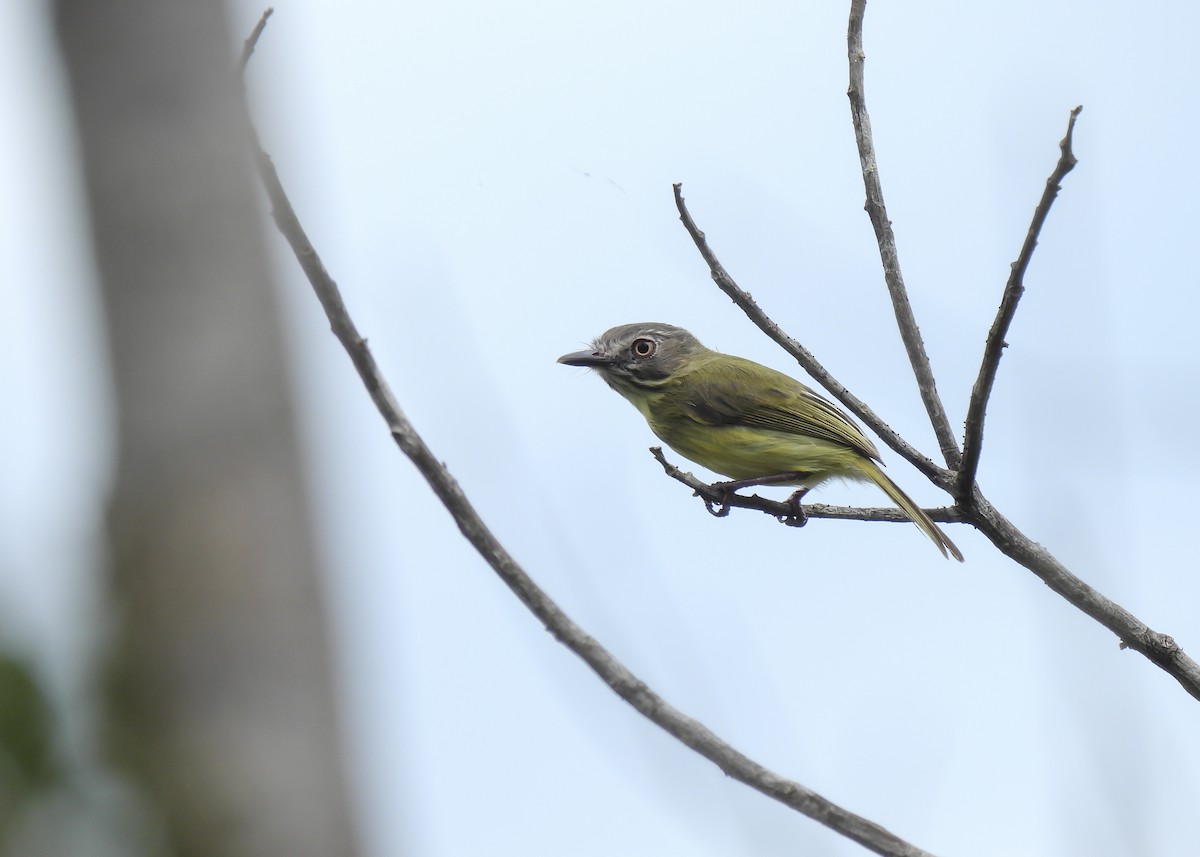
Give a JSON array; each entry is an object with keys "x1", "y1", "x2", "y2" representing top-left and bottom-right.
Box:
[
  {"x1": 698, "y1": 474, "x2": 812, "y2": 524},
  {"x1": 699, "y1": 493, "x2": 732, "y2": 518},
  {"x1": 698, "y1": 482, "x2": 736, "y2": 518},
  {"x1": 779, "y1": 489, "x2": 810, "y2": 528}
]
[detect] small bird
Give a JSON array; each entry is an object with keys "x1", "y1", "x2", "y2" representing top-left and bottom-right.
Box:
[{"x1": 559, "y1": 323, "x2": 962, "y2": 560}]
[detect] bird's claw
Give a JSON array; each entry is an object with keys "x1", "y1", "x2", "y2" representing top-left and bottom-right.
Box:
[
  {"x1": 698, "y1": 489, "x2": 732, "y2": 518},
  {"x1": 778, "y1": 489, "x2": 809, "y2": 528}
]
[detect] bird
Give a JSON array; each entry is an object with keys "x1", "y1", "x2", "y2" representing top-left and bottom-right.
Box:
[{"x1": 559, "y1": 322, "x2": 962, "y2": 560}]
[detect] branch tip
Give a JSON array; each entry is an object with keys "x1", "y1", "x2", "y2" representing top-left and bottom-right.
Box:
[
  {"x1": 238, "y1": 8, "x2": 274, "y2": 72},
  {"x1": 958, "y1": 105, "x2": 1084, "y2": 497}
]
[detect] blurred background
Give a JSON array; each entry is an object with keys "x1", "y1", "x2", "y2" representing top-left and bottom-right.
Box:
[{"x1": 2, "y1": 1, "x2": 1198, "y2": 855}]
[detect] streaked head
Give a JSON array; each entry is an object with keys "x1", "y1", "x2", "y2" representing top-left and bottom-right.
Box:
[{"x1": 558, "y1": 323, "x2": 708, "y2": 398}]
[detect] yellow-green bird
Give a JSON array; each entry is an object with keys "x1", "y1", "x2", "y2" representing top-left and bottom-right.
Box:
[{"x1": 559, "y1": 323, "x2": 962, "y2": 561}]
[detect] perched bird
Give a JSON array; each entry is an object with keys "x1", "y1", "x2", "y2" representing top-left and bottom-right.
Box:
[{"x1": 559, "y1": 323, "x2": 962, "y2": 560}]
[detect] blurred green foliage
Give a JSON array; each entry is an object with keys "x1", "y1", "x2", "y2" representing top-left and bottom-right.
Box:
[{"x1": 0, "y1": 654, "x2": 56, "y2": 833}]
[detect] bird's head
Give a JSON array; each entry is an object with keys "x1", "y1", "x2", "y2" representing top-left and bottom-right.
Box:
[{"x1": 558, "y1": 323, "x2": 707, "y2": 400}]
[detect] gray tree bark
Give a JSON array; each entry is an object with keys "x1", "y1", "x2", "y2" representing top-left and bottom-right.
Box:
[{"x1": 53, "y1": 3, "x2": 360, "y2": 856}]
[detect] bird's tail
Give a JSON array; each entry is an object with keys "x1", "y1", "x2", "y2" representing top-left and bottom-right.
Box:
[{"x1": 858, "y1": 460, "x2": 963, "y2": 561}]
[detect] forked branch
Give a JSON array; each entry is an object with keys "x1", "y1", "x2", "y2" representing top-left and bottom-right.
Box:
[
  {"x1": 836, "y1": 3, "x2": 1199, "y2": 700},
  {"x1": 673, "y1": 2, "x2": 1200, "y2": 703}
]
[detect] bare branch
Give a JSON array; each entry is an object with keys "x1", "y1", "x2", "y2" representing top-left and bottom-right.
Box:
[
  {"x1": 957, "y1": 107, "x2": 1082, "y2": 497},
  {"x1": 238, "y1": 7, "x2": 273, "y2": 73},
  {"x1": 968, "y1": 488, "x2": 1200, "y2": 702},
  {"x1": 678, "y1": 11, "x2": 1200, "y2": 702},
  {"x1": 847, "y1": 0, "x2": 961, "y2": 469},
  {"x1": 651, "y1": 447, "x2": 961, "y2": 525},
  {"x1": 241, "y1": 20, "x2": 938, "y2": 857},
  {"x1": 672, "y1": 183, "x2": 953, "y2": 492},
  {"x1": 840, "y1": 7, "x2": 1200, "y2": 697}
]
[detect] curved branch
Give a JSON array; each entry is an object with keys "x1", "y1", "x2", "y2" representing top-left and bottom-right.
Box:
[
  {"x1": 240, "y1": 12, "x2": 938, "y2": 855},
  {"x1": 672, "y1": 183, "x2": 953, "y2": 492},
  {"x1": 847, "y1": 0, "x2": 961, "y2": 469},
  {"x1": 957, "y1": 107, "x2": 1082, "y2": 497}
]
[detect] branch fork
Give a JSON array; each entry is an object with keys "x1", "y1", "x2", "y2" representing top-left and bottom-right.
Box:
[{"x1": 242, "y1": 6, "x2": 1200, "y2": 857}]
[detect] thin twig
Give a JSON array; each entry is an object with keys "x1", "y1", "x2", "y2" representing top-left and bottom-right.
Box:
[
  {"x1": 672, "y1": 183, "x2": 953, "y2": 492},
  {"x1": 847, "y1": 0, "x2": 961, "y2": 469},
  {"x1": 240, "y1": 15, "x2": 939, "y2": 857},
  {"x1": 957, "y1": 107, "x2": 1082, "y2": 499},
  {"x1": 238, "y1": 7, "x2": 273, "y2": 72},
  {"x1": 651, "y1": 448, "x2": 960, "y2": 524}
]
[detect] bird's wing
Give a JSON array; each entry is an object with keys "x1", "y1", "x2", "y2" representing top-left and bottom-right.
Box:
[{"x1": 681, "y1": 359, "x2": 882, "y2": 461}]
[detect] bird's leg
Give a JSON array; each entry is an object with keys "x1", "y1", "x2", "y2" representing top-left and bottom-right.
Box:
[{"x1": 782, "y1": 488, "x2": 811, "y2": 528}]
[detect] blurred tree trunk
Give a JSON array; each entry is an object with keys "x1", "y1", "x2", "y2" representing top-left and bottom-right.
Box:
[{"x1": 53, "y1": 3, "x2": 359, "y2": 856}]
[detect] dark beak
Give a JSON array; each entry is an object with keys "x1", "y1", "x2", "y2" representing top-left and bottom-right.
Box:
[{"x1": 557, "y1": 349, "x2": 614, "y2": 368}]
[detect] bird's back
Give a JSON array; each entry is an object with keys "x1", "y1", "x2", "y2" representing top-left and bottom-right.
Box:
[{"x1": 643, "y1": 350, "x2": 881, "y2": 481}]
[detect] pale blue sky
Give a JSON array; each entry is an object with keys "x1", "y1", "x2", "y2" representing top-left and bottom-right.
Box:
[{"x1": 3, "y1": 1, "x2": 1199, "y2": 855}]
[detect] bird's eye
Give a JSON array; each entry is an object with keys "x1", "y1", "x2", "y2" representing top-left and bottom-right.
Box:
[{"x1": 631, "y1": 338, "x2": 656, "y2": 358}]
